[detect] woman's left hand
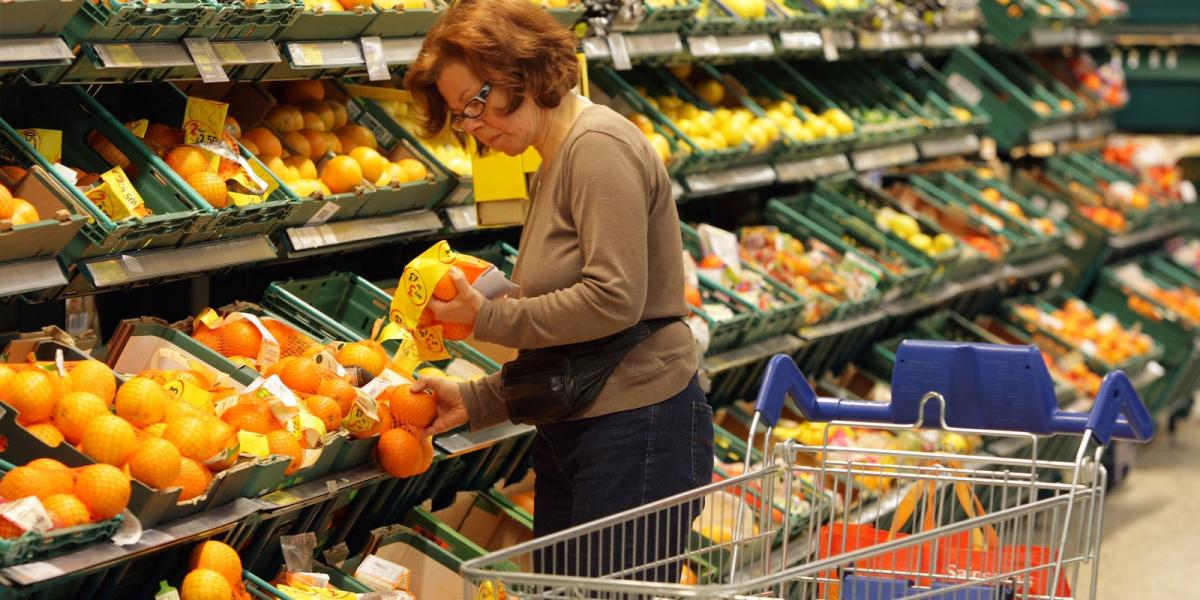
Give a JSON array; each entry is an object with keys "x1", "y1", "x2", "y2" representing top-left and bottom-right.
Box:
[{"x1": 429, "y1": 267, "x2": 487, "y2": 325}]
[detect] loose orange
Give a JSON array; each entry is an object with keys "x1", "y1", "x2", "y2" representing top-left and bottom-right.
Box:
[
  {"x1": 81, "y1": 414, "x2": 139, "y2": 466},
  {"x1": 298, "y1": 129, "x2": 328, "y2": 159},
  {"x1": 186, "y1": 172, "x2": 229, "y2": 209},
  {"x1": 74, "y1": 464, "x2": 130, "y2": 520},
  {"x1": 43, "y1": 494, "x2": 90, "y2": 528},
  {"x1": 0, "y1": 184, "x2": 13, "y2": 218},
  {"x1": 5, "y1": 369, "x2": 57, "y2": 424},
  {"x1": 181, "y1": 568, "x2": 233, "y2": 600},
  {"x1": 266, "y1": 430, "x2": 304, "y2": 475},
  {"x1": 325, "y1": 100, "x2": 349, "y2": 130},
  {"x1": 301, "y1": 101, "x2": 335, "y2": 131},
  {"x1": 335, "y1": 124, "x2": 376, "y2": 151},
  {"x1": 164, "y1": 146, "x2": 212, "y2": 179},
  {"x1": 301, "y1": 112, "x2": 326, "y2": 132},
  {"x1": 281, "y1": 131, "x2": 311, "y2": 159},
  {"x1": 397, "y1": 158, "x2": 428, "y2": 182},
  {"x1": 283, "y1": 156, "x2": 319, "y2": 181},
  {"x1": 242, "y1": 127, "x2": 283, "y2": 158},
  {"x1": 175, "y1": 458, "x2": 213, "y2": 502},
  {"x1": 54, "y1": 391, "x2": 109, "y2": 445},
  {"x1": 190, "y1": 541, "x2": 243, "y2": 587},
  {"x1": 281, "y1": 80, "x2": 325, "y2": 105},
  {"x1": 320, "y1": 155, "x2": 362, "y2": 195},
  {"x1": 128, "y1": 437, "x2": 182, "y2": 489},
  {"x1": 223, "y1": 116, "x2": 242, "y2": 139},
  {"x1": 9, "y1": 199, "x2": 39, "y2": 226},
  {"x1": 348, "y1": 147, "x2": 386, "y2": 183}
]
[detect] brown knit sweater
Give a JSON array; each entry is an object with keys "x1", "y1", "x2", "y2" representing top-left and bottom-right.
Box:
[{"x1": 459, "y1": 104, "x2": 698, "y2": 430}]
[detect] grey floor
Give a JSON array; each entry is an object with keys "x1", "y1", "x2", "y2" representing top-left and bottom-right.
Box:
[{"x1": 1076, "y1": 408, "x2": 1200, "y2": 599}]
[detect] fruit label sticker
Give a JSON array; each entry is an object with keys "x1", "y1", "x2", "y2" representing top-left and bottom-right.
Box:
[
  {"x1": 246, "y1": 374, "x2": 301, "y2": 425},
  {"x1": 87, "y1": 165, "x2": 148, "y2": 221},
  {"x1": 163, "y1": 377, "x2": 214, "y2": 412},
  {"x1": 227, "y1": 157, "x2": 276, "y2": 207},
  {"x1": 360, "y1": 369, "x2": 410, "y2": 399},
  {"x1": 0, "y1": 497, "x2": 53, "y2": 534},
  {"x1": 124, "y1": 119, "x2": 149, "y2": 139},
  {"x1": 183, "y1": 96, "x2": 228, "y2": 148},
  {"x1": 18, "y1": 128, "x2": 62, "y2": 164},
  {"x1": 342, "y1": 390, "x2": 381, "y2": 437},
  {"x1": 287, "y1": 410, "x2": 326, "y2": 449},
  {"x1": 237, "y1": 431, "x2": 270, "y2": 458}
]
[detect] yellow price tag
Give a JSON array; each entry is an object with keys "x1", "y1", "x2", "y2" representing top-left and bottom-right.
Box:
[
  {"x1": 163, "y1": 377, "x2": 214, "y2": 412},
  {"x1": 124, "y1": 119, "x2": 149, "y2": 139},
  {"x1": 183, "y1": 96, "x2": 228, "y2": 147},
  {"x1": 86, "y1": 166, "x2": 147, "y2": 221},
  {"x1": 237, "y1": 431, "x2": 271, "y2": 458},
  {"x1": 18, "y1": 128, "x2": 62, "y2": 164}
]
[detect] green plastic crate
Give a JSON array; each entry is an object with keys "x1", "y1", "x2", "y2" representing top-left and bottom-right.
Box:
[
  {"x1": 0, "y1": 0, "x2": 86, "y2": 37},
  {"x1": 276, "y1": 5, "x2": 378, "y2": 41},
  {"x1": 770, "y1": 0, "x2": 823, "y2": 30},
  {"x1": 62, "y1": 0, "x2": 216, "y2": 46},
  {"x1": 0, "y1": 85, "x2": 203, "y2": 263},
  {"x1": 688, "y1": 0, "x2": 785, "y2": 34},
  {"x1": 0, "y1": 155, "x2": 89, "y2": 277},
  {"x1": 83, "y1": 83, "x2": 299, "y2": 242},
  {"x1": 952, "y1": 168, "x2": 1070, "y2": 259},
  {"x1": 814, "y1": 178, "x2": 960, "y2": 286},
  {"x1": 590, "y1": 65, "x2": 750, "y2": 174},
  {"x1": 363, "y1": 0, "x2": 446, "y2": 37},
  {"x1": 686, "y1": 64, "x2": 788, "y2": 165},
  {"x1": 625, "y1": 0, "x2": 701, "y2": 33},
  {"x1": 929, "y1": 173, "x2": 1058, "y2": 264},
  {"x1": 872, "y1": 58, "x2": 992, "y2": 137},
  {"x1": 209, "y1": 0, "x2": 303, "y2": 40},
  {"x1": 980, "y1": 0, "x2": 1088, "y2": 48},
  {"x1": 901, "y1": 174, "x2": 1026, "y2": 275}
]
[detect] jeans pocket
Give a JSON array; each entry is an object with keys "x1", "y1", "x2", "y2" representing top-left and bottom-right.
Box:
[{"x1": 690, "y1": 400, "x2": 715, "y2": 488}]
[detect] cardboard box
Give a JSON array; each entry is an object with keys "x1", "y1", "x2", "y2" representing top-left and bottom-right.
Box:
[{"x1": 0, "y1": 165, "x2": 87, "y2": 264}]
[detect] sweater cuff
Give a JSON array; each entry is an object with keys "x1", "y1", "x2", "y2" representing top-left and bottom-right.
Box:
[
  {"x1": 473, "y1": 298, "x2": 503, "y2": 344},
  {"x1": 459, "y1": 376, "x2": 509, "y2": 432}
]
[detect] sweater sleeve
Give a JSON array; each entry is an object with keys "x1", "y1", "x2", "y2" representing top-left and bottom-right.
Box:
[
  {"x1": 459, "y1": 371, "x2": 509, "y2": 431},
  {"x1": 473, "y1": 131, "x2": 651, "y2": 349}
]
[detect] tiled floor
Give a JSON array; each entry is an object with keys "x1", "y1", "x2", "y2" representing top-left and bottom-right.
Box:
[{"x1": 1076, "y1": 408, "x2": 1199, "y2": 598}]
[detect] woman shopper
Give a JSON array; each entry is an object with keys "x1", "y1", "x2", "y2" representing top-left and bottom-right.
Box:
[{"x1": 404, "y1": 0, "x2": 713, "y2": 582}]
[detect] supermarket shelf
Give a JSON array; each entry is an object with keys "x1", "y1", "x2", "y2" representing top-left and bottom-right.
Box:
[
  {"x1": 0, "y1": 37, "x2": 73, "y2": 71},
  {"x1": 777, "y1": 30, "x2": 824, "y2": 54},
  {"x1": 703, "y1": 334, "x2": 804, "y2": 374},
  {"x1": 918, "y1": 133, "x2": 981, "y2": 160},
  {"x1": 80, "y1": 235, "x2": 277, "y2": 289},
  {"x1": 1074, "y1": 116, "x2": 1116, "y2": 142},
  {"x1": 1108, "y1": 220, "x2": 1191, "y2": 252},
  {"x1": 284, "y1": 37, "x2": 424, "y2": 71},
  {"x1": 687, "y1": 34, "x2": 776, "y2": 60},
  {"x1": 682, "y1": 163, "x2": 777, "y2": 198},
  {"x1": 999, "y1": 254, "x2": 1071, "y2": 283},
  {"x1": 800, "y1": 309, "x2": 887, "y2": 343},
  {"x1": 88, "y1": 40, "x2": 280, "y2": 72},
  {"x1": 0, "y1": 258, "x2": 68, "y2": 299},
  {"x1": 856, "y1": 30, "x2": 923, "y2": 52},
  {"x1": 436, "y1": 422, "x2": 537, "y2": 458},
  {"x1": 254, "y1": 463, "x2": 385, "y2": 513},
  {"x1": 283, "y1": 210, "x2": 444, "y2": 258},
  {"x1": 1025, "y1": 26, "x2": 1080, "y2": 49},
  {"x1": 850, "y1": 142, "x2": 920, "y2": 171},
  {"x1": 774, "y1": 153, "x2": 852, "y2": 183},
  {"x1": 0, "y1": 498, "x2": 261, "y2": 588},
  {"x1": 923, "y1": 29, "x2": 982, "y2": 49}
]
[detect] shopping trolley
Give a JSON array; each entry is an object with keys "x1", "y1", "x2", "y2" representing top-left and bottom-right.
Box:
[{"x1": 461, "y1": 340, "x2": 1155, "y2": 599}]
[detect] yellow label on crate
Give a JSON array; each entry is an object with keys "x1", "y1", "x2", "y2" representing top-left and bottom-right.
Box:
[
  {"x1": 237, "y1": 431, "x2": 271, "y2": 458},
  {"x1": 124, "y1": 119, "x2": 149, "y2": 139},
  {"x1": 18, "y1": 128, "x2": 62, "y2": 164},
  {"x1": 86, "y1": 166, "x2": 147, "y2": 221},
  {"x1": 163, "y1": 377, "x2": 215, "y2": 411},
  {"x1": 183, "y1": 96, "x2": 228, "y2": 147}
]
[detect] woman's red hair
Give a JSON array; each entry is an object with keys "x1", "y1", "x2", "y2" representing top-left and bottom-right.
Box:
[{"x1": 403, "y1": 0, "x2": 580, "y2": 138}]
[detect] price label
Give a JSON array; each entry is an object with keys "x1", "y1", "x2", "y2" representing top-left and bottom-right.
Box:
[
  {"x1": 102, "y1": 44, "x2": 142, "y2": 67},
  {"x1": 183, "y1": 96, "x2": 229, "y2": 147},
  {"x1": 819, "y1": 27, "x2": 840, "y2": 61},
  {"x1": 304, "y1": 201, "x2": 341, "y2": 227},
  {"x1": 87, "y1": 165, "x2": 149, "y2": 221},
  {"x1": 124, "y1": 119, "x2": 149, "y2": 139},
  {"x1": 183, "y1": 38, "x2": 229, "y2": 83},
  {"x1": 18, "y1": 128, "x2": 62, "y2": 164},
  {"x1": 607, "y1": 32, "x2": 632, "y2": 71},
  {"x1": 360, "y1": 36, "x2": 390, "y2": 81},
  {"x1": 213, "y1": 42, "x2": 246, "y2": 64}
]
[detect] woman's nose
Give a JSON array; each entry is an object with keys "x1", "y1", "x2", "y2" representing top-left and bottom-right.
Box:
[{"x1": 463, "y1": 117, "x2": 486, "y2": 136}]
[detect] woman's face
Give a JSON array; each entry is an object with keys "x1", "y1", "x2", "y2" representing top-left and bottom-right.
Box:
[{"x1": 437, "y1": 61, "x2": 534, "y2": 157}]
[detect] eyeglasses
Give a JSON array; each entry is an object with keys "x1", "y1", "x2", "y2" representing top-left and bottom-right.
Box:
[{"x1": 449, "y1": 82, "x2": 491, "y2": 132}]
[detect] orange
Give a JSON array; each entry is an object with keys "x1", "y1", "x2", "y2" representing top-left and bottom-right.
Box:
[
  {"x1": 128, "y1": 437, "x2": 182, "y2": 489},
  {"x1": 164, "y1": 416, "x2": 215, "y2": 463},
  {"x1": 74, "y1": 464, "x2": 130, "y2": 520},
  {"x1": 283, "y1": 156, "x2": 319, "y2": 181},
  {"x1": 0, "y1": 184, "x2": 13, "y2": 218},
  {"x1": 335, "y1": 124, "x2": 376, "y2": 151},
  {"x1": 143, "y1": 422, "x2": 168, "y2": 438},
  {"x1": 224, "y1": 116, "x2": 242, "y2": 139},
  {"x1": 175, "y1": 458, "x2": 213, "y2": 502},
  {"x1": 397, "y1": 158, "x2": 428, "y2": 182},
  {"x1": 205, "y1": 420, "x2": 239, "y2": 471},
  {"x1": 304, "y1": 395, "x2": 342, "y2": 431},
  {"x1": 0, "y1": 364, "x2": 12, "y2": 388},
  {"x1": 81, "y1": 414, "x2": 139, "y2": 466},
  {"x1": 242, "y1": 127, "x2": 282, "y2": 158},
  {"x1": 325, "y1": 100, "x2": 349, "y2": 130},
  {"x1": 320, "y1": 156, "x2": 362, "y2": 194},
  {"x1": 281, "y1": 80, "x2": 326, "y2": 105},
  {"x1": 239, "y1": 139, "x2": 259, "y2": 156},
  {"x1": 382, "y1": 162, "x2": 407, "y2": 186},
  {"x1": 26, "y1": 422, "x2": 64, "y2": 447},
  {"x1": 5, "y1": 369, "x2": 56, "y2": 424},
  {"x1": 301, "y1": 101, "x2": 335, "y2": 131},
  {"x1": 265, "y1": 104, "x2": 304, "y2": 133},
  {"x1": 376, "y1": 428, "x2": 425, "y2": 478},
  {"x1": 145, "y1": 124, "x2": 184, "y2": 149},
  {"x1": 10, "y1": 199, "x2": 38, "y2": 226},
  {"x1": 187, "y1": 172, "x2": 229, "y2": 209},
  {"x1": 301, "y1": 112, "x2": 326, "y2": 132},
  {"x1": 433, "y1": 272, "x2": 458, "y2": 301},
  {"x1": 164, "y1": 146, "x2": 212, "y2": 179},
  {"x1": 386, "y1": 385, "x2": 436, "y2": 431},
  {"x1": 45, "y1": 369, "x2": 72, "y2": 405},
  {"x1": 27, "y1": 458, "x2": 69, "y2": 473},
  {"x1": 336, "y1": 341, "x2": 388, "y2": 377},
  {"x1": 217, "y1": 320, "x2": 263, "y2": 359},
  {"x1": 0, "y1": 464, "x2": 72, "y2": 501},
  {"x1": 281, "y1": 131, "x2": 311, "y2": 158},
  {"x1": 443, "y1": 321, "x2": 474, "y2": 341},
  {"x1": 278, "y1": 356, "x2": 322, "y2": 394},
  {"x1": 190, "y1": 541, "x2": 243, "y2": 587},
  {"x1": 349, "y1": 147, "x2": 386, "y2": 183},
  {"x1": 44, "y1": 494, "x2": 90, "y2": 528},
  {"x1": 165, "y1": 399, "x2": 207, "y2": 424},
  {"x1": 317, "y1": 378, "x2": 356, "y2": 417},
  {"x1": 192, "y1": 323, "x2": 222, "y2": 353},
  {"x1": 266, "y1": 430, "x2": 304, "y2": 475},
  {"x1": 115, "y1": 377, "x2": 170, "y2": 428},
  {"x1": 338, "y1": 0, "x2": 371, "y2": 9},
  {"x1": 221, "y1": 399, "x2": 277, "y2": 435},
  {"x1": 182, "y1": 568, "x2": 233, "y2": 600},
  {"x1": 68, "y1": 361, "x2": 116, "y2": 406},
  {"x1": 298, "y1": 129, "x2": 328, "y2": 160},
  {"x1": 324, "y1": 132, "x2": 342, "y2": 155},
  {"x1": 54, "y1": 391, "x2": 109, "y2": 445}
]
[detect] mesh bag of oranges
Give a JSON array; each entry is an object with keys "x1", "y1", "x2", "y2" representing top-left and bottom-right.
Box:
[
  {"x1": 387, "y1": 240, "x2": 515, "y2": 362},
  {"x1": 0, "y1": 457, "x2": 129, "y2": 566}
]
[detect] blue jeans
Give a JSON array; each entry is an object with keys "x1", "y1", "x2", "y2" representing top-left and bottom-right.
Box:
[{"x1": 531, "y1": 374, "x2": 714, "y2": 583}]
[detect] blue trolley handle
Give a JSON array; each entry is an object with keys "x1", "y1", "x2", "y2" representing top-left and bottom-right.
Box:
[{"x1": 753, "y1": 344, "x2": 1155, "y2": 447}]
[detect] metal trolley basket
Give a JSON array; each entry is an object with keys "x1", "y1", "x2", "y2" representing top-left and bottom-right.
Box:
[{"x1": 462, "y1": 340, "x2": 1155, "y2": 599}]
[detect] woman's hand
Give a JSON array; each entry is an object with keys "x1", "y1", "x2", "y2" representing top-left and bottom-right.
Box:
[
  {"x1": 411, "y1": 376, "x2": 470, "y2": 437},
  {"x1": 429, "y1": 267, "x2": 486, "y2": 325}
]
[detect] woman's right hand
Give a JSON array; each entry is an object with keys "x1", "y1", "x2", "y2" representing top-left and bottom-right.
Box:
[{"x1": 411, "y1": 376, "x2": 469, "y2": 437}]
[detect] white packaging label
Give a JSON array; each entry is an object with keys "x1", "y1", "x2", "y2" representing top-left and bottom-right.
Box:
[{"x1": 354, "y1": 554, "x2": 411, "y2": 592}]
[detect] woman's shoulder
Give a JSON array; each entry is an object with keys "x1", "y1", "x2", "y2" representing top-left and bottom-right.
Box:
[{"x1": 568, "y1": 105, "x2": 648, "y2": 152}]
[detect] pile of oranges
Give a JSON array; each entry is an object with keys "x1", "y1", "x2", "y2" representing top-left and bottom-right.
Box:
[
  {"x1": 1079, "y1": 205, "x2": 1128, "y2": 233},
  {"x1": 0, "y1": 458, "x2": 130, "y2": 538},
  {"x1": 1015, "y1": 299, "x2": 1155, "y2": 368},
  {"x1": 237, "y1": 81, "x2": 429, "y2": 198},
  {"x1": 181, "y1": 540, "x2": 250, "y2": 600},
  {"x1": 0, "y1": 178, "x2": 41, "y2": 226}
]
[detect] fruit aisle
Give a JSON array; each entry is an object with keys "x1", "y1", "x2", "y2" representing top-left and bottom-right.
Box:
[{"x1": 0, "y1": 0, "x2": 1198, "y2": 597}]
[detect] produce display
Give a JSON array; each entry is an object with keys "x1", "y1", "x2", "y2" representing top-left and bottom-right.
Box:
[
  {"x1": 739, "y1": 225, "x2": 877, "y2": 316},
  {"x1": 1010, "y1": 298, "x2": 1157, "y2": 369}
]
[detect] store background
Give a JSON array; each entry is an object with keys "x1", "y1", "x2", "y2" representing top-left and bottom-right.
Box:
[{"x1": 0, "y1": 0, "x2": 1199, "y2": 597}]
